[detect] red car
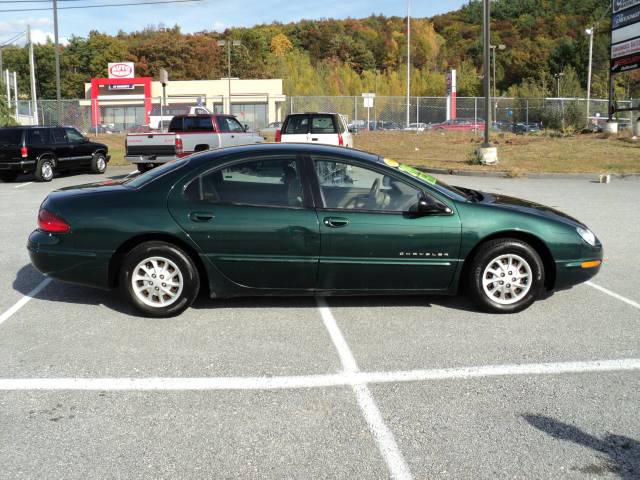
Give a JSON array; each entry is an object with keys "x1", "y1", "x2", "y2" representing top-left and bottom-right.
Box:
[{"x1": 431, "y1": 119, "x2": 485, "y2": 132}]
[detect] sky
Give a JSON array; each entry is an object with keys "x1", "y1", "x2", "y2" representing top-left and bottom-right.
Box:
[{"x1": 0, "y1": 0, "x2": 468, "y2": 46}]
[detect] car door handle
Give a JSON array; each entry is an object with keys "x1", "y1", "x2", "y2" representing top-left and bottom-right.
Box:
[
  {"x1": 189, "y1": 212, "x2": 214, "y2": 222},
  {"x1": 311, "y1": 138, "x2": 319, "y2": 141},
  {"x1": 323, "y1": 217, "x2": 349, "y2": 228}
]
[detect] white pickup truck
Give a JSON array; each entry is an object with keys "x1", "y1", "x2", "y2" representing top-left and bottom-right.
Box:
[
  {"x1": 125, "y1": 114, "x2": 264, "y2": 172},
  {"x1": 148, "y1": 105, "x2": 212, "y2": 131}
]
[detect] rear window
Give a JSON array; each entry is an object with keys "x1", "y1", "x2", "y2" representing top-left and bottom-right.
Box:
[
  {"x1": 311, "y1": 115, "x2": 337, "y2": 134},
  {"x1": 168, "y1": 117, "x2": 184, "y2": 131},
  {"x1": 0, "y1": 129, "x2": 23, "y2": 145},
  {"x1": 284, "y1": 115, "x2": 309, "y2": 135},
  {"x1": 183, "y1": 116, "x2": 214, "y2": 131}
]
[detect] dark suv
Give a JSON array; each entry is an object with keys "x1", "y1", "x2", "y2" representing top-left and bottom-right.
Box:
[{"x1": 0, "y1": 126, "x2": 110, "y2": 182}]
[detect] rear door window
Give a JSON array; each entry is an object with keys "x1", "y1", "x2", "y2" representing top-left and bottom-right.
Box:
[
  {"x1": 284, "y1": 116, "x2": 309, "y2": 135},
  {"x1": 51, "y1": 128, "x2": 67, "y2": 144},
  {"x1": 27, "y1": 128, "x2": 50, "y2": 145},
  {"x1": 311, "y1": 115, "x2": 337, "y2": 134},
  {"x1": 0, "y1": 129, "x2": 23, "y2": 145}
]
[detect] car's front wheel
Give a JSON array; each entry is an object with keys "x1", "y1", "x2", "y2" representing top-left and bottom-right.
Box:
[
  {"x1": 120, "y1": 241, "x2": 200, "y2": 317},
  {"x1": 468, "y1": 238, "x2": 545, "y2": 314}
]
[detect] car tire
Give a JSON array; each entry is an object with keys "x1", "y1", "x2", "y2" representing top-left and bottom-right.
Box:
[
  {"x1": 91, "y1": 152, "x2": 107, "y2": 174},
  {"x1": 0, "y1": 171, "x2": 18, "y2": 182},
  {"x1": 34, "y1": 157, "x2": 55, "y2": 182},
  {"x1": 120, "y1": 241, "x2": 200, "y2": 318},
  {"x1": 137, "y1": 163, "x2": 152, "y2": 173},
  {"x1": 468, "y1": 238, "x2": 545, "y2": 314}
]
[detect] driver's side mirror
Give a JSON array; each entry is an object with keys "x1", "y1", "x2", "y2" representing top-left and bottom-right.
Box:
[
  {"x1": 243, "y1": 124, "x2": 249, "y2": 132},
  {"x1": 416, "y1": 197, "x2": 452, "y2": 216}
]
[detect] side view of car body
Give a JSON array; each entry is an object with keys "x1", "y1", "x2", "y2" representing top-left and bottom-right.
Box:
[
  {"x1": 28, "y1": 144, "x2": 602, "y2": 318},
  {"x1": 0, "y1": 126, "x2": 109, "y2": 182}
]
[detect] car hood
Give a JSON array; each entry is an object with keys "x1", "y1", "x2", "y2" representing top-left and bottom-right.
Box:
[{"x1": 474, "y1": 191, "x2": 586, "y2": 228}]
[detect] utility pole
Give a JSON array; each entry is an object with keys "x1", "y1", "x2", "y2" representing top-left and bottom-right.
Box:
[
  {"x1": 217, "y1": 39, "x2": 241, "y2": 114},
  {"x1": 53, "y1": 0, "x2": 62, "y2": 121},
  {"x1": 585, "y1": 27, "x2": 594, "y2": 128},
  {"x1": 28, "y1": 25, "x2": 38, "y2": 125},
  {"x1": 406, "y1": 0, "x2": 411, "y2": 128}
]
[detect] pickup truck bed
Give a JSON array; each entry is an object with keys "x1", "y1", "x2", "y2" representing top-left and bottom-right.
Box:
[{"x1": 125, "y1": 114, "x2": 263, "y2": 169}]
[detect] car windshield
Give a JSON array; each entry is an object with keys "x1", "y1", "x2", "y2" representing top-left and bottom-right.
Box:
[
  {"x1": 382, "y1": 158, "x2": 469, "y2": 200},
  {"x1": 123, "y1": 159, "x2": 188, "y2": 188}
]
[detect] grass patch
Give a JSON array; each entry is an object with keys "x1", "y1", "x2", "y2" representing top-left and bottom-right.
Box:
[{"x1": 93, "y1": 130, "x2": 640, "y2": 174}]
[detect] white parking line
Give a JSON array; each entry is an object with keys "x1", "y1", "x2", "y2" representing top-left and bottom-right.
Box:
[
  {"x1": 317, "y1": 297, "x2": 413, "y2": 480},
  {"x1": 1, "y1": 358, "x2": 639, "y2": 392},
  {"x1": 587, "y1": 281, "x2": 640, "y2": 310},
  {"x1": 14, "y1": 182, "x2": 33, "y2": 189},
  {"x1": 0, "y1": 278, "x2": 51, "y2": 327}
]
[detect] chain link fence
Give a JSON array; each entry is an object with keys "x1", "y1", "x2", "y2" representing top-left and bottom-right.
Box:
[{"x1": 2, "y1": 96, "x2": 636, "y2": 133}]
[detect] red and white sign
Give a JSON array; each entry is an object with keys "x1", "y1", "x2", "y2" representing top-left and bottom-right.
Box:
[
  {"x1": 446, "y1": 69, "x2": 457, "y2": 121},
  {"x1": 611, "y1": 37, "x2": 640, "y2": 59},
  {"x1": 108, "y1": 62, "x2": 135, "y2": 79}
]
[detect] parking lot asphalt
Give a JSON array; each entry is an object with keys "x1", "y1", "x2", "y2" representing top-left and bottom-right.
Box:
[{"x1": 0, "y1": 167, "x2": 638, "y2": 479}]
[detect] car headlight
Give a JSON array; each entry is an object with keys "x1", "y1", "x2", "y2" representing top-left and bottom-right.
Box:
[{"x1": 577, "y1": 227, "x2": 597, "y2": 246}]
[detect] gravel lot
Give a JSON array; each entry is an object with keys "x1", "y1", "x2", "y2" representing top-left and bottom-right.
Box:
[{"x1": 0, "y1": 167, "x2": 638, "y2": 479}]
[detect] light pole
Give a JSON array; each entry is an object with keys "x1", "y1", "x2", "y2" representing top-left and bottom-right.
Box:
[
  {"x1": 554, "y1": 72, "x2": 564, "y2": 98},
  {"x1": 490, "y1": 44, "x2": 506, "y2": 125},
  {"x1": 585, "y1": 27, "x2": 594, "y2": 129},
  {"x1": 406, "y1": 0, "x2": 411, "y2": 129},
  {"x1": 217, "y1": 39, "x2": 241, "y2": 114}
]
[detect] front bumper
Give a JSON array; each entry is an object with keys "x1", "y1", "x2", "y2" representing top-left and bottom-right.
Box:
[{"x1": 28, "y1": 230, "x2": 111, "y2": 290}]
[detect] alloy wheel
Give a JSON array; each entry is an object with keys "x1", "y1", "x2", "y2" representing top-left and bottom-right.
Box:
[
  {"x1": 482, "y1": 253, "x2": 532, "y2": 305},
  {"x1": 131, "y1": 256, "x2": 184, "y2": 308}
]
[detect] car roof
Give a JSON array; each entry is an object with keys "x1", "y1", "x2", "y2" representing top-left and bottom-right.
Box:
[{"x1": 189, "y1": 143, "x2": 381, "y2": 167}]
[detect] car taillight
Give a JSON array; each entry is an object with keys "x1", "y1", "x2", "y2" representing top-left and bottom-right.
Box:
[
  {"x1": 275, "y1": 129, "x2": 282, "y2": 142},
  {"x1": 38, "y1": 209, "x2": 70, "y2": 233},
  {"x1": 21, "y1": 146, "x2": 28, "y2": 158},
  {"x1": 338, "y1": 133, "x2": 344, "y2": 146},
  {"x1": 175, "y1": 136, "x2": 183, "y2": 155}
]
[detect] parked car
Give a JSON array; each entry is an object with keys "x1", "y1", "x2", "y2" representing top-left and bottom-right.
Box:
[
  {"x1": 432, "y1": 119, "x2": 485, "y2": 132},
  {"x1": 0, "y1": 126, "x2": 109, "y2": 182},
  {"x1": 277, "y1": 112, "x2": 353, "y2": 147},
  {"x1": 405, "y1": 123, "x2": 428, "y2": 132},
  {"x1": 512, "y1": 122, "x2": 541, "y2": 134},
  {"x1": 28, "y1": 143, "x2": 602, "y2": 317},
  {"x1": 148, "y1": 105, "x2": 211, "y2": 131},
  {"x1": 125, "y1": 114, "x2": 263, "y2": 172},
  {"x1": 258, "y1": 121, "x2": 282, "y2": 139}
]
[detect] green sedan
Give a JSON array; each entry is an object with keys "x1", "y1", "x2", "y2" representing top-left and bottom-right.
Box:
[{"x1": 28, "y1": 143, "x2": 603, "y2": 317}]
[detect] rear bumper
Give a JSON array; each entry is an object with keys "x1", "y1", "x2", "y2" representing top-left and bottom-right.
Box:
[
  {"x1": 28, "y1": 230, "x2": 111, "y2": 290},
  {"x1": 0, "y1": 160, "x2": 36, "y2": 172},
  {"x1": 125, "y1": 155, "x2": 176, "y2": 164}
]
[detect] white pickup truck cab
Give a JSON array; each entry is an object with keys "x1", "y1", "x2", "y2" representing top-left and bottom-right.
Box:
[
  {"x1": 276, "y1": 113, "x2": 353, "y2": 148},
  {"x1": 148, "y1": 105, "x2": 211, "y2": 131},
  {"x1": 125, "y1": 114, "x2": 263, "y2": 172}
]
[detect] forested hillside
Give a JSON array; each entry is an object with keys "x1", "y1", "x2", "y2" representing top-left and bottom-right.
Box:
[{"x1": 1, "y1": 0, "x2": 637, "y2": 100}]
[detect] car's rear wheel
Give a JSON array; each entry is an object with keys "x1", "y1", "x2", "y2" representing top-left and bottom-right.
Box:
[
  {"x1": 91, "y1": 152, "x2": 107, "y2": 174},
  {"x1": 0, "y1": 171, "x2": 18, "y2": 182},
  {"x1": 120, "y1": 241, "x2": 200, "y2": 317},
  {"x1": 468, "y1": 238, "x2": 545, "y2": 314},
  {"x1": 34, "y1": 157, "x2": 54, "y2": 182}
]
